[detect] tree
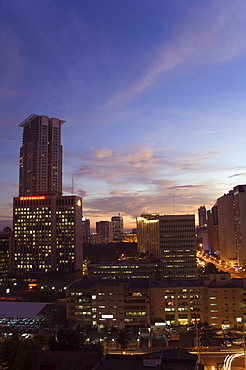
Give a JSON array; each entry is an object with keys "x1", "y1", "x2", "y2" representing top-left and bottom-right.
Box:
[
  {"x1": 49, "y1": 328, "x2": 85, "y2": 351},
  {"x1": 116, "y1": 330, "x2": 129, "y2": 353}
]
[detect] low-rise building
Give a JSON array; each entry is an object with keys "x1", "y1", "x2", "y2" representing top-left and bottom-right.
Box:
[
  {"x1": 87, "y1": 260, "x2": 157, "y2": 281},
  {"x1": 66, "y1": 279, "x2": 150, "y2": 330},
  {"x1": 66, "y1": 273, "x2": 246, "y2": 331}
]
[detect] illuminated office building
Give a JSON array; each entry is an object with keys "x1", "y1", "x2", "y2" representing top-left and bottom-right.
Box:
[
  {"x1": 137, "y1": 214, "x2": 197, "y2": 280},
  {"x1": 111, "y1": 215, "x2": 124, "y2": 242},
  {"x1": 11, "y1": 195, "x2": 82, "y2": 275},
  {"x1": 159, "y1": 215, "x2": 197, "y2": 280},
  {"x1": 137, "y1": 214, "x2": 160, "y2": 258},
  {"x1": 12, "y1": 115, "x2": 83, "y2": 275},
  {"x1": 0, "y1": 227, "x2": 12, "y2": 275},
  {"x1": 96, "y1": 221, "x2": 112, "y2": 244}
]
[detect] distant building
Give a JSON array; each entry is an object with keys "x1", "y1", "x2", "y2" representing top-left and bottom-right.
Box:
[
  {"x1": 87, "y1": 260, "x2": 157, "y2": 281},
  {"x1": 111, "y1": 215, "x2": 124, "y2": 242},
  {"x1": 137, "y1": 214, "x2": 160, "y2": 258},
  {"x1": 207, "y1": 204, "x2": 219, "y2": 254},
  {"x1": 198, "y1": 206, "x2": 207, "y2": 226},
  {"x1": 82, "y1": 217, "x2": 90, "y2": 243},
  {"x1": 0, "y1": 227, "x2": 12, "y2": 275},
  {"x1": 96, "y1": 221, "x2": 112, "y2": 243}
]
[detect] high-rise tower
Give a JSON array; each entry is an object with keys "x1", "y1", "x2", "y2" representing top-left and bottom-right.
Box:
[
  {"x1": 111, "y1": 215, "x2": 123, "y2": 242},
  {"x1": 11, "y1": 115, "x2": 83, "y2": 275},
  {"x1": 19, "y1": 114, "x2": 64, "y2": 196}
]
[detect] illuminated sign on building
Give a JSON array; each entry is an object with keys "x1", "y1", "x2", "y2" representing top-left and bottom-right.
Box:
[
  {"x1": 102, "y1": 314, "x2": 113, "y2": 319},
  {"x1": 19, "y1": 196, "x2": 46, "y2": 201}
]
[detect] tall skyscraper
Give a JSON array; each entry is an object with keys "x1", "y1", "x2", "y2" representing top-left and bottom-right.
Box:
[
  {"x1": 19, "y1": 114, "x2": 64, "y2": 196},
  {"x1": 11, "y1": 114, "x2": 83, "y2": 275},
  {"x1": 111, "y1": 214, "x2": 124, "y2": 242}
]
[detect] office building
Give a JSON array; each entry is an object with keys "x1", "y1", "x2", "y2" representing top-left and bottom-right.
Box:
[
  {"x1": 111, "y1": 215, "x2": 124, "y2": 242},
  {"x1": 19, "y1": 114, "x2": 64, "y2": 197},
  {"x1": 159, "y1": 215, "x2": 197, "y2": 280},
  {"x1": 11, "y1": 195, "x2": 83, "y2": 275},
  {"x1": 96, "y1": 221, "x2": 112, "y2": 244},
  {"x1": 137, "y1": 214, "x2": 160, "y2": 258},
  {"x1": 137, "y1": 214, "x2": 197, "y2": 280},
  {"x1": 87, "y1": 260, "x2": 157, "y2": 281},
  {"x1": 12, "y1": 114, "x2": 83, "y2": 275}
]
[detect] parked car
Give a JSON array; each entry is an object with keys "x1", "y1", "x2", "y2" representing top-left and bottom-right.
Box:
[
  {"x1": 187, "y1": 326, "x2": 196, "y2": 332},
  {"x1": 201, "y1": 326, "x2": 212, "y2": 331},
  {"x1": 232, "y1": 338, "x2": 244, "y2": 345}
]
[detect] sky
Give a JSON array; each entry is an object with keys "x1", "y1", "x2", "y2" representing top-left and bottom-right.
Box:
[{"x1": 1, "y1": 0, "x2": 246, "y2": 231}]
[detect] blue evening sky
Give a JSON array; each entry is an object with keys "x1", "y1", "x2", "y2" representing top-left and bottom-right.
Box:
[{"x1": 1, "y1": 0, "x2": 246, "y2": 230}]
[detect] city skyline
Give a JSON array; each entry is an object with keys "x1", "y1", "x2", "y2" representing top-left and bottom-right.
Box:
[{"x1": 1, "y1": 1, "x2": 246, "y2": 230}]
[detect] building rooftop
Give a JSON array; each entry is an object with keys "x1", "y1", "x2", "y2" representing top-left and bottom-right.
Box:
[{"x1": 68, "y1": 278, "x2": 150, "y2": 290}]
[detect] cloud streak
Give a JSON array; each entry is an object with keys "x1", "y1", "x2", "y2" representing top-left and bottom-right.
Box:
[{"x1": 102, "y1": 2, "x2": 246, "y2": 109}]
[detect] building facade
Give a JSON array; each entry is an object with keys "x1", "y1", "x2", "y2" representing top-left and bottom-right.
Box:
[
  {"x1": 137, "y1": 214, "x2": 160, "y2": 258},
  {"x1": 66, "y1": 279, "x2": 150, "y2": 330},
  {"x1": 66, "y1": 274, "x2": 246, "y2": 330},
  {"x1": 87, "y1": 260, "x2": 157, "y2": 281},
  {"x1": 96, "y1": 221, "x2": 112, "y2": 244},
  {"x1": 19, "y1": 114, "x2": 64, "y2": 197},
  {"x1": 12, "y1": 114, "x2": 83, "y2": 275},
  {"x1": 159, "y1": 215, "x2": 197, "y2": 280},
  {"x1": 214, "y1": 185, "x2": 246, "y2": 266},
  {"x1": 11, "y1": 195, "x2": 83, "y2": 275},
  {"x1": 111, "y1": 215, "x2": 124, "y2": 242},
  {"x1": 0, "y1": 227, "x2": 12, "y2": 275}
]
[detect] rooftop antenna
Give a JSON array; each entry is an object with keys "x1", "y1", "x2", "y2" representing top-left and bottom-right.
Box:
[
  {"x1": 173, "y1": 196, "x2": 175, "y2": 214},
  {"x1": 71, "y1": 177, "x2": 74, "y2": 195}
]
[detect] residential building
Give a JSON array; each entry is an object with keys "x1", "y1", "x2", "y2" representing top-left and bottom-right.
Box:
[{"x1": 111, "y1": 215, "x2": 124, "y2": 242}]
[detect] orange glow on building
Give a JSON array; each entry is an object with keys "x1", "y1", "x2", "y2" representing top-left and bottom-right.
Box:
[{"x1": 19, "y1": 196, "x2": 46, "y2": 201}]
